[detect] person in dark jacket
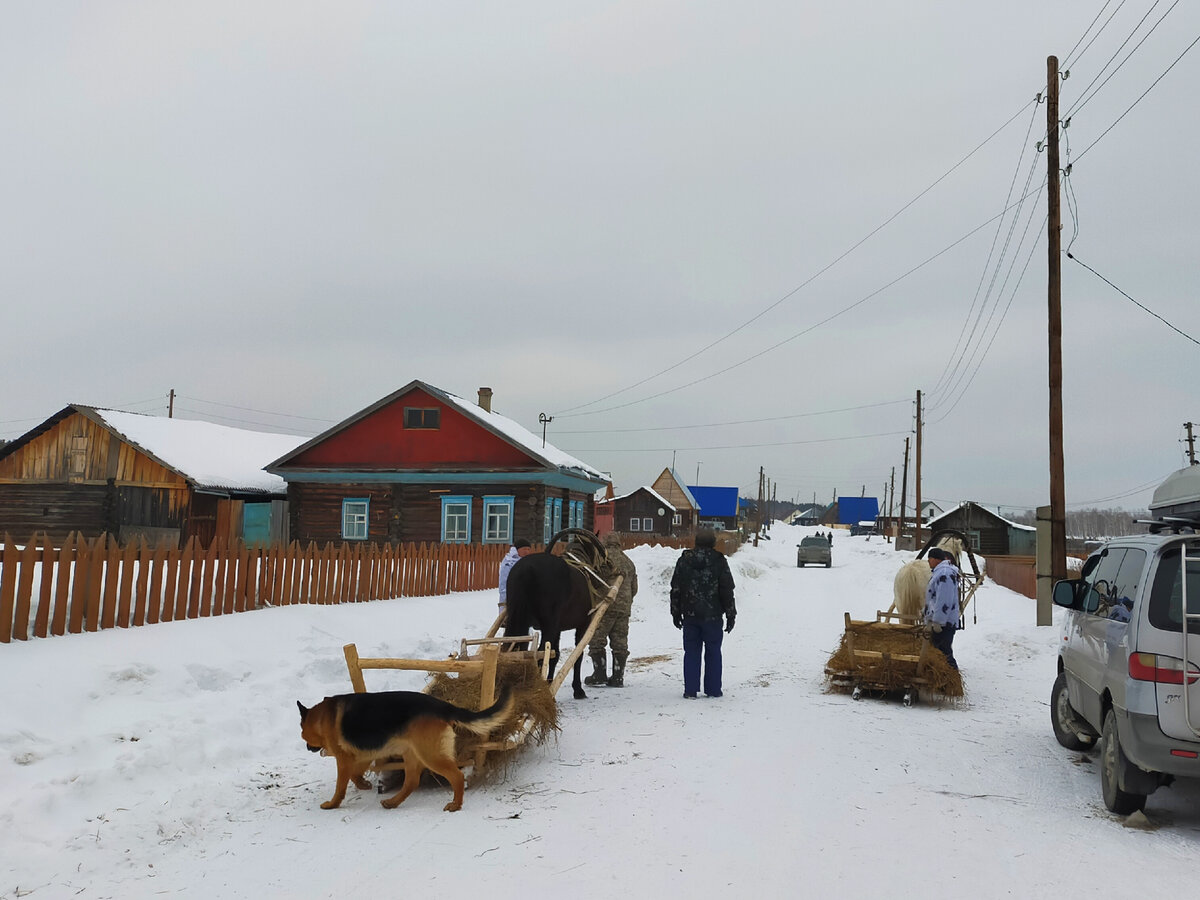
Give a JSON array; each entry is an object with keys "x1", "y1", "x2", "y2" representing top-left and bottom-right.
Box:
[{"x1": 670, "y1": 529, "x2": 736, "y2": 698}]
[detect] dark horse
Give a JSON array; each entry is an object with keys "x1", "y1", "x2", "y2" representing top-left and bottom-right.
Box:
[{"x1": 503, "y1": 528, "x2": 607, "y2": 699}]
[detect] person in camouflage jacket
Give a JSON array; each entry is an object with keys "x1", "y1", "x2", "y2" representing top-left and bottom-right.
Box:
[
  {"x1": 669, "y1": 529, "x2": 736, "y2": 698},
  {"x1": 585, "y1": 532, "x2": 639, "y2": 688}
]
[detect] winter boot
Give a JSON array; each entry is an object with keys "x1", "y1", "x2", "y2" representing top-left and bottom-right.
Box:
[
  {"x1": 607, "y1": 653, "x2": 627, "y2": 687},
  {"x1": 583, "y1": 655, "x2": 608, "y2": 687}
]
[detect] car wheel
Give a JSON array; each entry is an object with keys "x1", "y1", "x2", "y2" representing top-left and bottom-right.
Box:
[
  {"x1": 1100, "y1": 709, "x2": 1147, "y2": 815},
  {"x1": 1050, "y1": 671, "x2": 1095, "y2": 750},
  {"x1": 825, "y1": 561, "x2": 831, "y2": 568}
]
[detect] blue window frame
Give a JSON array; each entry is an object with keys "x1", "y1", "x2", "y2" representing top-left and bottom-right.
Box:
[
  {"x1": 342, "y1": 498, "x2": 369, "y2": 541},
  {"x1": 571, "y1": 499, "x2": 585, "y2": 529},
  {"x1": 544, "y1": 498, "x2": 553, "y2": 543},
  {"x1": 441, "y1": 495, "x2": 471, "y2": 543},
  {"x1": 482, "y1": 495, "x2": 515, "y2": 544},
  {"x1": 553, "y1": 498, "x2": 563, "y2": 534}
]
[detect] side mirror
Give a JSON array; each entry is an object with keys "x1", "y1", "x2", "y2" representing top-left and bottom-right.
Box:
[{"x1": 1052, "y1": 579, "x2": 1079, "y2": 609}]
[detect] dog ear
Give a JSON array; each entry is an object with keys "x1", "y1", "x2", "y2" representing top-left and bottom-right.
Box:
[{"x1": 297, "y1": 701, "x2": 308, "y2": 720}]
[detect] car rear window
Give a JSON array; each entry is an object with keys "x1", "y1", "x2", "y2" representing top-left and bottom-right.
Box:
[
  {"x1": 1148, "y1": 547, "x2": 1200, "y2": 633},
  {"x1": 801, "y1": 538, "x2": 826, "y2": 547}
]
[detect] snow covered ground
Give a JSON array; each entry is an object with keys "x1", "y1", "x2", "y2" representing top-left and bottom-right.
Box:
[{"x1": 2, "y1": 528, "x2": 1196, "y2": 899}]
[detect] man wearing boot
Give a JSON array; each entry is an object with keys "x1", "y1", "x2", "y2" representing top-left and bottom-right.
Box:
[
  {"x1": 670, "y1": 528, "x2": 736, "y2": 698},
  {"x1": 585, "y1": 532, "x2": 638, "y2": 688}
]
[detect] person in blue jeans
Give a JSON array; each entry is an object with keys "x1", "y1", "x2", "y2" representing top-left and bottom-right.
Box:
[{"x1": 670, "y1": 529, "x2": 736, "y2": 698}]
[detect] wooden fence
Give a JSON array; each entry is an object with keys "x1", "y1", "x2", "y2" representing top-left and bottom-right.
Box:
[
  {"x1": 984, "y1": 554, "x2": 1084, "y2": 599},
  {"x1": 0, "y1": 533, "x2": 509, "y2": 644}
]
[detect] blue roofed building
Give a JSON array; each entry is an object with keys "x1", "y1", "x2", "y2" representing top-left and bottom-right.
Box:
[
  {"x1": 833, "y1": 496, "x2": 880, "y2": 526},
  {"x1": 688, "y1": 485, "x2": 740, "y2": 530}
]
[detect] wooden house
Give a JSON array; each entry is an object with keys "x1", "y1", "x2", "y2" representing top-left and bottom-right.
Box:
[
  {"x1": 265, "y1": 382, "x2": 609, "y2": 546},
  {"x1": 926, "y1": 501, "x2": 1036, "y2": 556},
  {"x1": 599, "y1": 486, "x2": 677, "y2": 538},
  {"x1": 0, "y1": 405, "x2": 301, "y2": 547},
  {"x1": 650, "y1": 468, "x2": 700, "y2": 532}
]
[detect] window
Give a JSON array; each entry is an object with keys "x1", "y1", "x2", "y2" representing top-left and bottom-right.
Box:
[
  {"x1": 1149, "y1": 548, "x2": 1200, "y2": 632},
  {"x1": 672, "y1": 513, "x2": 682, "y2": 526},
  {"x1": 568, "y1": 499, "x2": 584, "y2": 529},
  {"x1": 544, "y1": 498, "x2": 553, "y2": 543},
  {"x1": 483, "y1": 496, "x2": 514, "y2": 544},
  {"x1": 642, "y1": 517, "x2": 653, "y2": 532},
  {"x1": 1082, "y1": 549, "x2": 1126, "y2": 616},
  {"x1": 630, "y1": 518, "x2": 640, "y2": 531},
  {"x1": 403, "y1": 407, "x2": 440, "y2": 429},
  {"x1": 342, "y1": 498, "x2": 369, "y2": 540},
  {"x1": 553, "y1": 498, "x2": 563, "y2": 534},
  {"x1": 441, "y1": 495, "x2": 471, "y2": 543}
]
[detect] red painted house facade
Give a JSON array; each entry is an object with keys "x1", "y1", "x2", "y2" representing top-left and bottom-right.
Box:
[{"x1": 266, "y1": 381, "x2": 610, "y2": 546}]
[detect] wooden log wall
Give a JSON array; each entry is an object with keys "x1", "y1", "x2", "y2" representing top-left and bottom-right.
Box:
[{"x1": 0, "y1": 533, "x2": 509, "y2": 644}]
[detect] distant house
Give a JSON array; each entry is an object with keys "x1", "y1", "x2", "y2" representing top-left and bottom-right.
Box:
[
  {"x1": 599, "y1": 486, "x2": 677, "y2": 537},
  {"x1": 592, "y1": 483, "x2": 616, "y2": 537},
  {"x1": 687, "y1": 485, "x2": 739, "y2": 530},
  {"x1": 793, "y1": 503, "x2": 825, "y2": 526},
  {"x1": 920, "y1": 500, "x2": 944, "y2": 521},
  {"x1": 0, "y1": 405, "x2": 300, "y2": 547},
  {"x1": 266, "y1": 381, "x2": 609, "y2": 546},
  {"x1": 650, "y1": 468, "x2": 700, "y2": 532},
  {"x1": 927, "y1": 501, "x2": 1035, "y2": 555},
  {"x1": 822, "y1": 497, "x2": 880, "y2": 527}
]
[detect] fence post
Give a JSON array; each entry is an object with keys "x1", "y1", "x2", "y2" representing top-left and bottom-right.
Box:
[
  {"x1": 13, "y1": 536, "x2": 38, "y2": 641},
  {"x1": 0, "y1": 534, "x2": 16, "y2": 643}
]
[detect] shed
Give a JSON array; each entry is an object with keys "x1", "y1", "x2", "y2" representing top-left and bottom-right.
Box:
[
  {"x1": 0, "y1": 405, "x2": 301, "y2": 547},
  {"x1": 266, "y1": 382, "x2": 609, "y2": 546}
]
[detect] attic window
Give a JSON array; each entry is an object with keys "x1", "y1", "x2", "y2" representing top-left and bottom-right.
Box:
[{"x1": 404, "y1": 407, "x2": 440, "y2": 429}]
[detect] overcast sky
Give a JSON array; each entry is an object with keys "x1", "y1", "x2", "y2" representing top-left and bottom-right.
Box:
[{"x1": 3, "y1": 2, "x2": 1198, "y2": 514}]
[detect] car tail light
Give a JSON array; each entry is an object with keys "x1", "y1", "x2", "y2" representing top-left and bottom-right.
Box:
[{"x1": 1128, "y1": 652, "x2": 1200, "y2": 685}]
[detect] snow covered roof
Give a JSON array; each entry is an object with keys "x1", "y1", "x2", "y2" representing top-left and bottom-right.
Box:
[
  {"x1": 598, "y1": 485, "x2": 677, "y2": 511},
  {"x1": 268, "y1": 381, "x2": 608, "y2": 487},
  {"x1": 927, "y1": 501, "x2": 1035, "y2": 532},
  {"x1": 87, "y1": 408, "x2": 304, "y2": 495}
]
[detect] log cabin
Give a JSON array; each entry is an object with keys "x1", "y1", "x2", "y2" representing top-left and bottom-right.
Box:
[{"x1": 0, "y1": 405, "x2": 301, "y2": 547}]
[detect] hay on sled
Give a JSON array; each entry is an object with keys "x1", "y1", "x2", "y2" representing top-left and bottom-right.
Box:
[{"x1": 825, "y1": 618, "x2": 963, "y2": 700}]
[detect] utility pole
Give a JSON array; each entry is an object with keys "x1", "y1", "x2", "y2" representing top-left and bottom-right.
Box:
[
  {"x1": 771, "y1": 482, "x2": 777, "y2": 530},
  {"x1": 899, "y1": 437, "x2": 910, "y2": 547},
  {"x1": 914, "y1": 390, "x2": 923, "y2": 547},
  {"x1": 168, "y1": 389, "x2": 175, "y2": 418},
  {"x1": 1047, "y1": 55, "x2": 1067, "y2": 585},
  {"x1": 1186, "y1": 422, "x2": 1197, "y2": 465},
  {"x1": 888, "y1": 466, "x2": 896, "y2": 542},
  {"x1": 755, "y1": 467, "x2": 764, "y2": 546}
]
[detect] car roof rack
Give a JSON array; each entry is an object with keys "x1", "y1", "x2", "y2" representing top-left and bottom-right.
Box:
[{"x1": 1135, "y1": 516, "x2": 1200, "y2": 534}]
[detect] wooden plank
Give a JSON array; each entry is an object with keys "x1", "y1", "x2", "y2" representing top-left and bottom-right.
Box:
[
  {"x1": 549, "y1": 575, "x2": 622, "y2": 696},
  {"x1": 0, "y1": 535, "x2": 17, "y2": 643},
  {"x1": 34, "y1": 534, "x2": 54, "y2": 638},
  {"x1": 68, "y1": 535, "x2": 91, "y2": 634},
  {"x1": 343, "y1": 643, "x2": 367, "y2": 694},
  {"x1": 13, "y1": 536, "x2": 38, "y2": 640},
  {"x1": 50, "y1": 533, "x2": 75, "y2": 636},
  {"x1": 99, "y1": 535, "x2": 121, "y2": 629},
  {"x1": 198, "y1": 540, "x2": 218, "y2": 617},
  {"x1": 850, "y1": 649, "x2": 923, "y2": 663},
  {"x1": 146, "y1": 543, "x2": 167, "y2": 624},
  {"x1": 233, "y1": 541, "x2": 249, "y2": 613},
  {"x1": 132, "y1": 538, "x2": 152, "y2": 626},
  {"x1": 358, "y1": 656, "x2": 485, "y2": 674},
  {"x1": 212, "y1": 543, "x2": 228, "y2": 616},
  {"x1": 479, "y1": 643, "x2": 500, "y2": 708},
  {"x1": 174, "y1": 538, "x2": 194, "y2": 620},
  {"x1": 84, "y1": 535, "x2": 106, "y2": 632},
  {"x1": 115, "y1": 538, "x2": 137, "y2": 627},
  {"x1": 161, "y1": 545, "x2": 180, "y2": 623}
]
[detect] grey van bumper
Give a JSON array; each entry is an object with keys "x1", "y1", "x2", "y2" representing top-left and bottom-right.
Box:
[{"x1": 1118, "y1": 707, "x2": 1200, "y2": 780}]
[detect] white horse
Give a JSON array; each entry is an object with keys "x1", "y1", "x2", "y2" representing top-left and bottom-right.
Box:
[{"x1": 891, "y1": 536, "x2": 964, "y2": 620}]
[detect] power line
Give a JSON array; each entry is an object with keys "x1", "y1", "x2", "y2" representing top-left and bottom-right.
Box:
[
  {"x1": 179, "y1": 395, "x2": 340, "y2": 424},
  {"x1": 560, "y1": 184, "x2": 1047, "y2": 420},
  {"x1": 1064, "y1": 0, "x2": 1181, "y2": 119},
  {"x1": 1073, "y1": 29, "x2": 1200, "y2": 163},
  {"x1": 552, "y1": 101, "x2": 1038, "y2": 418},
  {"x1": 1067, "y1": 253, "x2": 1200, "y2": 347},
  {"x1": 552, "y1": 399, "x2": 909, "y2": 435},
  {"x1": 171, "y1": 405, "x2": 318, "y2": 434},
  {"x1": 562, "y1": 429, "x2": 911, "y2": 454},
  {"x1": 1063, "y1": 0, "x2": 1126, "y2": 69}
]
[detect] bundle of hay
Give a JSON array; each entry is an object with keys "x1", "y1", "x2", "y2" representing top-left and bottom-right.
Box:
[
  {"x1": 423, "y1": 656, "x2": 559, "y2": 776},
  {"x1": 825, "y1": 621, "x2": 964, "y2": 700}
]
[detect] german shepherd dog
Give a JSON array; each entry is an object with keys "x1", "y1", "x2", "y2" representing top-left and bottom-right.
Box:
[{"x1": 297, "y1": 687, "x2": 515, "y2": 812}]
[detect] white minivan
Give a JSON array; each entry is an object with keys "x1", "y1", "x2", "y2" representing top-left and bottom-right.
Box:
[{"x1": 1051, "y1": 531, "x2": 1200, "y2": 813}]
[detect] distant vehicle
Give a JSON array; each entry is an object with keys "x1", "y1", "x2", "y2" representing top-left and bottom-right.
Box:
[
  {"x1": 1050, "y1": 530, "x2": 1200, "y2": 813},
  {"x1": 796, "y1": 536, "x2": 832, "y2": 568},
  {"x1": 850, "y1": 521, "x2": 879, "y2": 536}
]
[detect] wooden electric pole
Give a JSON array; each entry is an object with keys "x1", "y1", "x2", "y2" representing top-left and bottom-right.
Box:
[
  {"x1": 898, "y1": 437, "x2": 910, "y2": 546},
  {"x1": 1047, "y1": 55, "x2": 1067, "y2": 583},
  {"x1": 168, "y1": 389, "x2": 175, "y2": 418},
  {"x1": 914, "y1": 390, "x2": 923, "y2": 547},
  {"x1": 1185, "y1": 422, "x2": 1197, "y2": 465},
  {"x1": 888, "y1": 466, "x2": 896, "y2": 542}
]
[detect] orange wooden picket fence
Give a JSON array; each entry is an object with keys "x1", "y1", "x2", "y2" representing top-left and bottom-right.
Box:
[{"x1": 0, "y1": 533, "x2": 509, "y2": 644}]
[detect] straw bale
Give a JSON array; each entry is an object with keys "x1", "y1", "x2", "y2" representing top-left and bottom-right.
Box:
[{"x1": 824, "y1": 620, "x2": 964, "y2": 700}]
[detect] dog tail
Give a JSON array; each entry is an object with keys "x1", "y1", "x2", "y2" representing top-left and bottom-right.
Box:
[{"x1": 450, "y1": 685, "x2": 517, "y2": 737}]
